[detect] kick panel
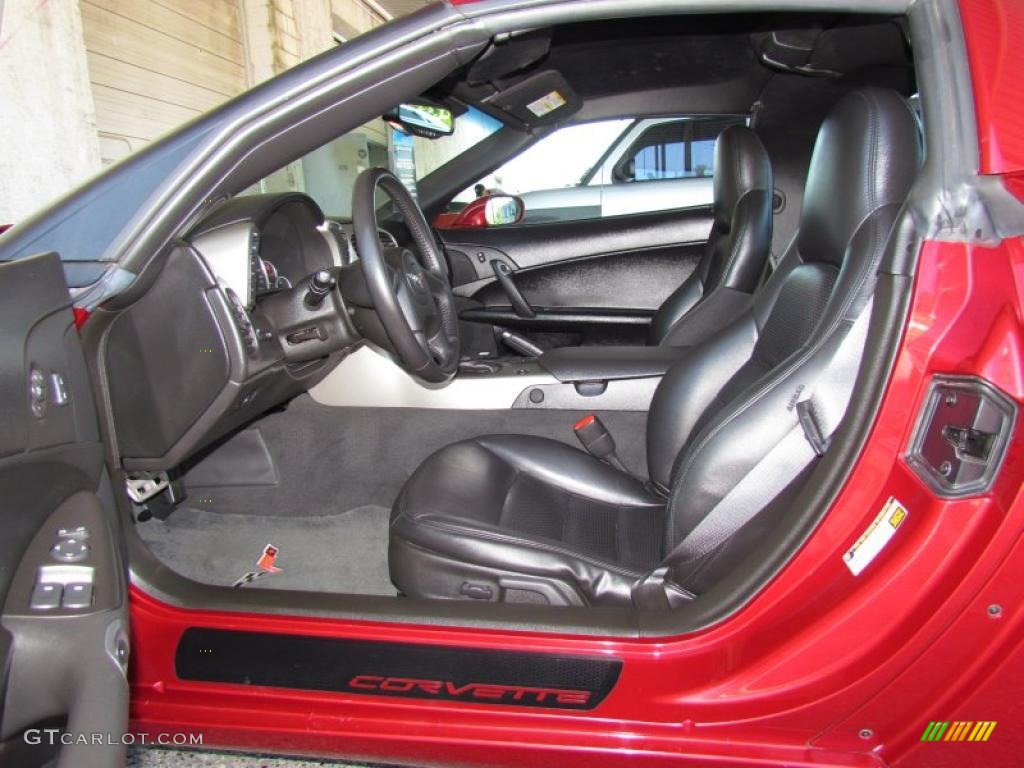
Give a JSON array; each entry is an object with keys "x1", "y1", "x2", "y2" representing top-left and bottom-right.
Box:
[{"x1": 176, "y1": 627, "x2": 621, "y2": 709}]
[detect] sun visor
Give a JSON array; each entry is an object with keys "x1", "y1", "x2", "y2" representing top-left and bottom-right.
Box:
[{"x1": 486, "y1": 70, "x2": 581, "y2": 127}]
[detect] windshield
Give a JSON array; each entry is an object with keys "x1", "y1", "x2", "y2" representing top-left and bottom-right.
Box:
[
  {"x1": 243, "y1": 106, "x2": 502, "y2": 219},
  {"x1": 453, "y1": 119, "x2": 633, "y2": 204}
]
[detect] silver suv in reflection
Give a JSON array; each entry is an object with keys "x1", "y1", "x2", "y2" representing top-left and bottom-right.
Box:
[{"x1": 520, "y1": 115, "x2": 747, "y2": 224}]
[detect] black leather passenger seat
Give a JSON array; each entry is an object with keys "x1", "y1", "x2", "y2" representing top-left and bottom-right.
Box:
[{"x1": 389, "y1": 88, "x2": 921, "y2": 608}]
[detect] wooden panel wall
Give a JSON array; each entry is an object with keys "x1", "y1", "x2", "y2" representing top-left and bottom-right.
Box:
[{"x1": 81, "y1": 0, "x2": 247, "y2": 164}]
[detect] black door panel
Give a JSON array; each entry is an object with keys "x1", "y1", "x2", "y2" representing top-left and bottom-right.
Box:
[
  {"x1": 0, "y1": 252, "x2": 128, "y2": 768},
  {"x1": 442, "y1": 206, "x2": 711, "y2": 271},
  {"x1": 442, "y1": 207, "x2": 711, "y2": 350},
  {"x1": 446, "y1": 244, "x2": 518, "y2": 287},
  {"x1": 459, "y1": 306, "x2": 654, "y2": 348},
  {"x1": 471, "y1": 246, "x2": 701, "y2": 311}
]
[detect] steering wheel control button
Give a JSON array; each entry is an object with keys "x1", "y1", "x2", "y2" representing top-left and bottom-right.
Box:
[
  {"x1": 57, "y1": 525, "x2": 89, "y2": 539},
  {"x1": 30, "y1": 582, "x2": 62, "y2": 611},
  {"x1": 61, "y1": 583, "x2": 93, "y2": 609},
  {"x1": 51, "y1": 537, "x2": 89, "y2": 562}
]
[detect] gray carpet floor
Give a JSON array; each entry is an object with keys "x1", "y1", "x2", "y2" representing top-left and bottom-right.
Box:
[
  {"x1": 137, "y1": 504, "x2": 394, "y2": 595},
  {"x1": 181, "y1": 397, "x2": 649, "y2": 518},
  {"x1": 142, "y1": 398, "x2": 648, "y2": 593}
]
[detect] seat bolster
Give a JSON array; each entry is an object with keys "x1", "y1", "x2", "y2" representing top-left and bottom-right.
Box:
[
  {"x1": 666, "y1": 206, "x2": 901, "y2": 548},
  {"x1": 656, "y1": 285, "x2": 754, "y2": 348},
  {"x1": 716, "y1": 189, "x2": 773, "y2": 293},
  {"x1": 390, "y1": 438, "x2": 519, "y2": 528},
  {"x1": 474, "y1": 435, "x2": 661, "y2": 509},
  {"x1": 647, "y1": 313, "x2": 759, "y2": 489},
  {"x1": 648, "y1": 270, "x2": 704, "y2": 345}
]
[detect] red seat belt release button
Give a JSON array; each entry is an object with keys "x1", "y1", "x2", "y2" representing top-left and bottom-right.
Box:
[{"x1": 573, "y1": 414, "x2": 616, "y2": 461}]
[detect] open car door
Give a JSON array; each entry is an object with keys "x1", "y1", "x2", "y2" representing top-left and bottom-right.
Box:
[{"x1": 0, "y1": 253, "x2": 129, "y2": 767}]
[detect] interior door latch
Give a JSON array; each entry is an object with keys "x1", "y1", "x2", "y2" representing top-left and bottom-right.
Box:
[{"x1": 907, "y1": 376, "x2": 1016, "y2": 497}]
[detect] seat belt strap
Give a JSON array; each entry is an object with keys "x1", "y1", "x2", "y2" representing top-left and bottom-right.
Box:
[{"x1": 664, "y1": 297, "x2": 874, "y2": 565}]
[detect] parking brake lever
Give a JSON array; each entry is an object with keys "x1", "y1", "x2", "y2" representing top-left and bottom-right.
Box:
[{"x1": 491, "y1": 260, "x2": 535, "y2": 318}]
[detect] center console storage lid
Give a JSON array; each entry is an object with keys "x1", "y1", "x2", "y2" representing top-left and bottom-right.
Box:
[{"x1": 538, "y1": 345, "x2": 689, "y2": 383}]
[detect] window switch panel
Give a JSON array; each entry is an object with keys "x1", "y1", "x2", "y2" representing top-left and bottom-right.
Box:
[
  {"x1": 30, "y1": 582, "x2": 62, "y2": 610},
  {"x1": 61, "y1": 583, "x2": 93, "y2": 609}
]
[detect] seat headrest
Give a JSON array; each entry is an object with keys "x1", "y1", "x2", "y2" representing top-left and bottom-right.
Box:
[
  {"x1": 798, "y1": 87, "x2": 920, "y2": 266},
  {"x1": 713, "y1": 125, "x2": 772, "y2": 228}
]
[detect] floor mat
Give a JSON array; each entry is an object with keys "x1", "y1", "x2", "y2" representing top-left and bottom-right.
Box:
[
  {"x1": 136, "y1": 505, "x2": 394, "y2": 595},
  {"x1": 181, "y1": 396, "x2": 649, "y2": 518}
]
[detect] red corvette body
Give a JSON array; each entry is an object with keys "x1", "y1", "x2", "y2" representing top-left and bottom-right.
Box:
[{"x1": 124, "y1": 1, "x2": 1024, "y2": 766}]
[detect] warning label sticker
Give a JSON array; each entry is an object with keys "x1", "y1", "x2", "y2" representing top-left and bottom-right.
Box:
[
  {"x1": 843, "y1": 497, "x2": 908, "y2": 576},
  {"x1": 526, "y1": 90, "x2": 567, "y2": 117}
]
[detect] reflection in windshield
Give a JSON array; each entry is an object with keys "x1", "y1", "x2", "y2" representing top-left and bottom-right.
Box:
[
  {"x1": 456, "y1": 119, "x2": 632, "y2": 205},
  {"x1": 244, "y1": 107, "x2": 501, "y2": 219}
]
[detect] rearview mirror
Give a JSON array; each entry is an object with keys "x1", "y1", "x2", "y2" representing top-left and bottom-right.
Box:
[{"x1": 384, "y1": 103, "x2": 455, "y2": 139}]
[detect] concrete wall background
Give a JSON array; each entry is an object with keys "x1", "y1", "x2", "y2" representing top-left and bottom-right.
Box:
[
  {"x1": 0, "y1": 0, "x2": 102, "y2": 225},
  {"x1": 0, "y1": 0, "x2": 428, "y2": 226}
]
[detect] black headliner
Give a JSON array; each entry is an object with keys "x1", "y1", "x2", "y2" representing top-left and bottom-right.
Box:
[
  {"x1": 545, "y1": 16, "x2": 762, "y2": 98},
  {"x1": 440, "y1": 13, "x2": 912, "y2": 127}
]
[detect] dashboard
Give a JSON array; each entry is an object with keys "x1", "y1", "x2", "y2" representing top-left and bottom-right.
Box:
[
  {"x1": 189, "y1": 193, "x2": 340, "y2": 310},
  {"x1": 188, "y1": 194, "x2": 399, "y2": 310},
  {"x1": 106, "y1": 193, "x2": 372, "y2": 472}
]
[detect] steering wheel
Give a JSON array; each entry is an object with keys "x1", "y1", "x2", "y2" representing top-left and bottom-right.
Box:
[{"x1": 352, "y1": 168, "x2": 461, "y2": 383}]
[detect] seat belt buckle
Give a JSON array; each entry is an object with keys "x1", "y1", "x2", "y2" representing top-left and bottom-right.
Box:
[
  {"x1": 573, "y1": 414, "x2": 616, "y2": 461},
  {"x1": 796, "y1": 399, "x2": 831, "y2": 457}
]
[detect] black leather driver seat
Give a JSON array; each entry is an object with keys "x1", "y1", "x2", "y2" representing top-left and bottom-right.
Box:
[
  {"x1": 390, "y1": 89, "x2": 920, "y2": 607},
  {"x1": 648, "y1": 124, "x2": 773, "y2": 346}
]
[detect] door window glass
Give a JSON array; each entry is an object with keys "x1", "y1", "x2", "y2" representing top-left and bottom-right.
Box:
[
  {"x1": 453, "y1": 115, "x2": 746, "y2": 228},
  {"x1": 621, "y1": 117, "x2": 745, "y2": 182}
]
